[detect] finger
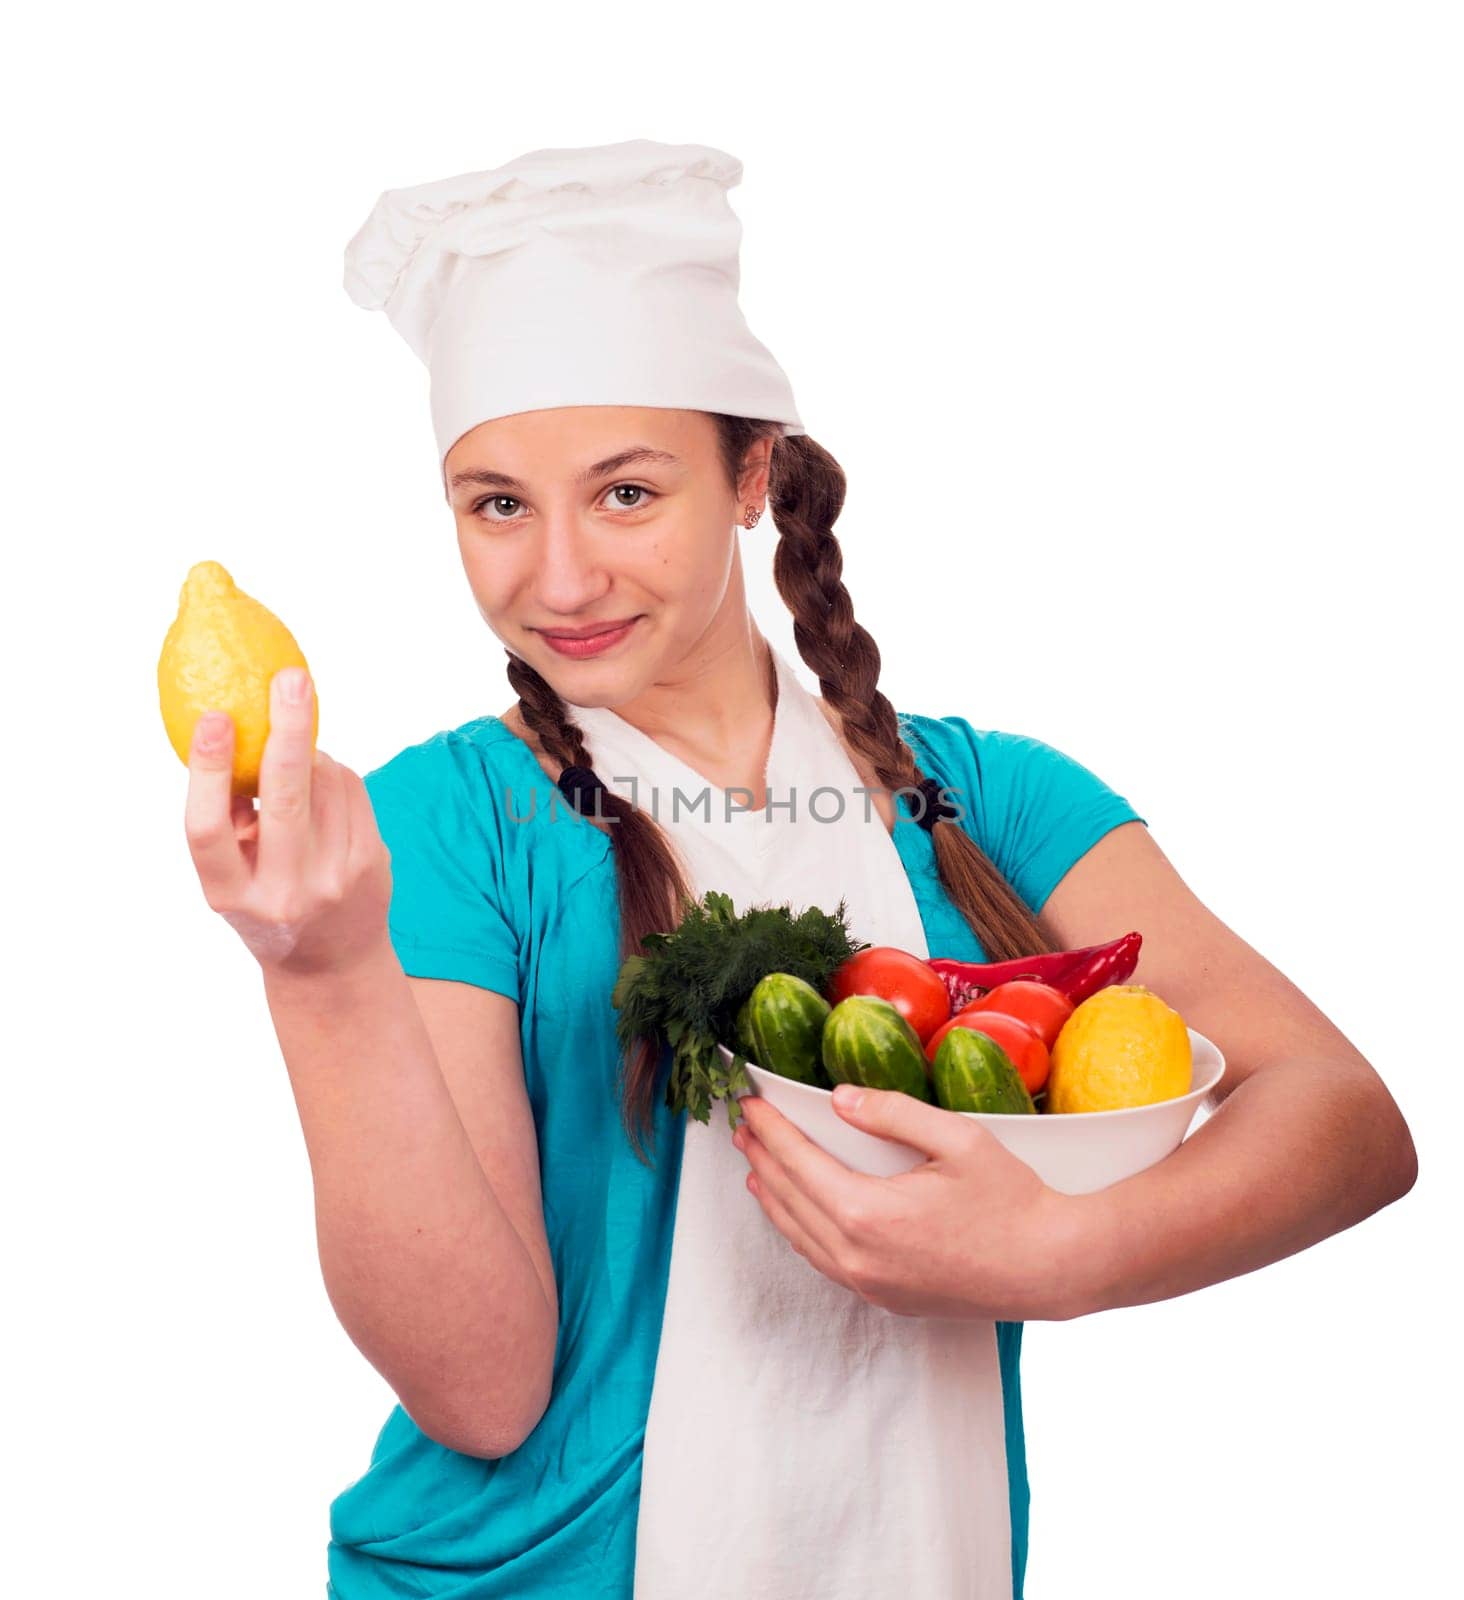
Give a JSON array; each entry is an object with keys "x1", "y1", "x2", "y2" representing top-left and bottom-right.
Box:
[
  {"x1": 256, "y1": 668, "x2": 316, "y2": 888},
  {"x1": 738, "y1": 1096, "x2": 871, "y2": 1226},
  {"x1": 829, "y1": 1083, "x2": 979, "y2": 1164},
  {"x1": 339, "y1": 763, "x2": 376, "y2": 882},
  {"x1": 231, "y1": 794, "x2": 259, "y2": 845},
  {"x1": 184, "y1": 710, "x2": 249, "y2": 903},
  {"x1": 309, "y1": 751, "x2": 350, "y2": 889},
  {"x1": 745, "y1": 1172, "x2": 853, "y2": 1291},
  {"x1": 740, "y1": 1127, "x2": 853, "y2": 1266},
  {"x1": 343, "y1": 764, "x2": 395, "y2": 902}
]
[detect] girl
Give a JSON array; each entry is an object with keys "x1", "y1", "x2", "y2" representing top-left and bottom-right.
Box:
[{"x1": 182, "y1": 140, "x2": 1416, "y2": 1599}]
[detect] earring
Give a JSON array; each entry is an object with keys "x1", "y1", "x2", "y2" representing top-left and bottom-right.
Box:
[{"x1": 744, "y1": 505, "x2": 763, "y2": 528}]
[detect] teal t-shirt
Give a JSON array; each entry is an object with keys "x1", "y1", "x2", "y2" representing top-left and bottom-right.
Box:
[{"x1": 326, "y1": 711, "x2": 1146, "y2": 1600}]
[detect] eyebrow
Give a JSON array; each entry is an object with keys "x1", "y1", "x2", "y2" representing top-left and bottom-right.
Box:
[{"x1": 447, "y1": 446, "x2": 685, "y2": 495}]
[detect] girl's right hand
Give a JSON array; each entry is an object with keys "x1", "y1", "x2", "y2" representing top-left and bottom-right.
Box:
[{"x1": 183, "y1": 667, "x2": 394, "y2": 979}]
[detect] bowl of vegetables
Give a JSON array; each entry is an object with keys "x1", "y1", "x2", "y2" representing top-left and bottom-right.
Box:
[
  {"x1": 720, "y1": 935, "x2": 1225, "y2": 1193},
  {"x1": 727, "y1": 1032, "x2": 1225, "y2": 1190},
  {"x1": 611, "y1": 894, "x2": 1225, "y2": 1195}
]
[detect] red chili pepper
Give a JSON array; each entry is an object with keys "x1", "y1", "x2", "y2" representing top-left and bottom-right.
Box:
[{"x1": 927, "y1": 931, "x2": 1142, "y2": 1011}]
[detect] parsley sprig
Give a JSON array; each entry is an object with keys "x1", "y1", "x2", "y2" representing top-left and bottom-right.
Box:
[{"x1": 610, "y1": 890, "x2": 867, "y2": 1128}]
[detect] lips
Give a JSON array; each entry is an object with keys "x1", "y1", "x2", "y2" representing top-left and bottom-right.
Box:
[
  {"x1": 537, "y1": 619, "x2": 639, "y2": 640},
  {"x1": 537, "y1": 617, "x2": 641, "y2": 659}
]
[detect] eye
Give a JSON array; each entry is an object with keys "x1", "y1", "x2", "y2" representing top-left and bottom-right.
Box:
[
  {"x1": 603, "y1": 483, "x2": 657, "y2": 510},
  {"x1": 471, "y1": 494, "x2": 525, "y2": 523}
]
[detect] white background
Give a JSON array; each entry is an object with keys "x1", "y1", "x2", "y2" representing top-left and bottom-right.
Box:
[{"x1": 8, "y1": 3, "x2": 1459, "y2": 1595}]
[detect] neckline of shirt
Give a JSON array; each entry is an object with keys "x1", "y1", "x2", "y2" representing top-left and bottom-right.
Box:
[{"x1": 469, "y1": 677, "x2": 947, "y2": 877}]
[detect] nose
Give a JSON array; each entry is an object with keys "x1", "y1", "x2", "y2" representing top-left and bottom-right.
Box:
[{"x1": 531, "y1": 513, "x2": 614, "y2": 615}]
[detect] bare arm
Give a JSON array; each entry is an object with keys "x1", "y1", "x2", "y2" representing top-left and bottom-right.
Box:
[
  {"x1": 1038, "y1": 820, "x2": 1419, "y2": 1313},
  {"x1": 265, "y1": 941, "x2": 557, "y2": 1457},
  {"x1": 183, "y1": 667, "x2": 556, "y2": 1457},
  {"x1": 734, "y1": 819, "x2": 1418, "y2": 1322}
]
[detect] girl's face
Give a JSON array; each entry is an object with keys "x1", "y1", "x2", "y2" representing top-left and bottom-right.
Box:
[{"x1": 444, "y1": 406, "x2": 770, "y2": 709}]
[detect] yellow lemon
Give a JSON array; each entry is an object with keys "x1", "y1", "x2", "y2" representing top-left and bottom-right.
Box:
[
  {"x1": 1046, "y1": 984, "x2": 1192, "y2": 1113},
  {"x1": 158, "y1": 560, "x2": 318, "y2": 798}
]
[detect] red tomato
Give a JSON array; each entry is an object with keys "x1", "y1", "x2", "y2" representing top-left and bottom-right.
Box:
[
  {"x1": 923, "y1": 1009, "x2": 1050, "y2": 1094},
  {"x1": 827, "y1": 947, "x2": 951, "y2": 1042},
  {"x1": 958, "y1": 980, "x2": 1073, "y2": 1050}
]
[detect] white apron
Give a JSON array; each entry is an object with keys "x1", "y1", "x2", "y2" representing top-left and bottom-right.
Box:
[{"x1": 569, "y1": 646, "x2": 1013, "y2": 1600}]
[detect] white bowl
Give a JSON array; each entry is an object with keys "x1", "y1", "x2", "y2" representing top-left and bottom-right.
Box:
[{"x1": 724, "y1": 1028, "x2": 1226, "y2": 1193}]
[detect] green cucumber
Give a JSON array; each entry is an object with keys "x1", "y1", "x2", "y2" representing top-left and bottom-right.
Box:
[
  {"x1": 931, "y1": 1027, "x2": 1036, "y2": 1114},
  {"x1": 821, "y1": 995, "x2": 933, "y2": 1101},
  {"x1": 733, "y1": 995, "x2": 758, "y2": 1058},
  {"x1": 740, "y1": 972, "x2": 832, "y2": 1087}
]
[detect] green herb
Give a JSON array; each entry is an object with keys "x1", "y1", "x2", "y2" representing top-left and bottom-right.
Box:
[{"x1": 610, "y1": 890, "x2": 867, "y2": 1128}]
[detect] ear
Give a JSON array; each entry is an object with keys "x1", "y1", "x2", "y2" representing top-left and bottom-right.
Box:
[{"x1": 737, "y1": 435, "x2": 776, "y2": 507}]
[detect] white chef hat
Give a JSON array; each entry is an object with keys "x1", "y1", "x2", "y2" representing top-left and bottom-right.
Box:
[{"x1": 342, "y1": 138, "x2": 807, "y2": 479}]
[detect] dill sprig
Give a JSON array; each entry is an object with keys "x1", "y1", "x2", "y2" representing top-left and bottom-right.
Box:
[{"x1": 610, "y1": 890, "x2": 867, "y2": 1128}]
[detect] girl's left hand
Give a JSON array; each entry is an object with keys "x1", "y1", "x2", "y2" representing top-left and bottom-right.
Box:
[{"x1": 733, "y1": 1085, "x2": 1095, "y2": 1321}]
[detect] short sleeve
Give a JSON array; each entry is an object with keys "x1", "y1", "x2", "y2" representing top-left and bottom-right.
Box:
[
  {"x1": 937, "y1": 719, "x2": 1147, "y2": 916},
  {"x1": 363, "y1": 732, "x2": 521, "y2": 1001}
]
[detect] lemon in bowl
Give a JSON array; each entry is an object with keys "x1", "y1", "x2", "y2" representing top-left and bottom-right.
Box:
[{"x1": 1047, "y1": 984, "x2": 1192, "y2": 1113}]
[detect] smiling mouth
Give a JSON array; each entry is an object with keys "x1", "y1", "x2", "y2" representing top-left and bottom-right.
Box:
[
  {"x1": 536, "y1": 618, "x2": 641, "y2": 640},
  {"x1": 534, "y1": 616, "x2": 644, "y2": 657}
]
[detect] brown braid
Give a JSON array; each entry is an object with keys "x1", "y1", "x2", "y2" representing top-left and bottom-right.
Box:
[
  {"x1": 758, "y1": 426, "x2": 1059, "y2": 967},
  {"x1": 504, "y1": 650, "x2": 697, "y2": 1160},
  {"x1": 504, "y1": 414, "x2": 1057, "y2": 1162}
]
